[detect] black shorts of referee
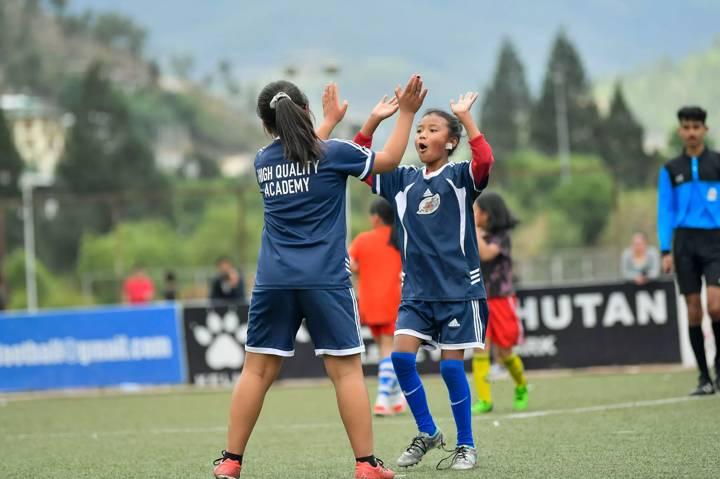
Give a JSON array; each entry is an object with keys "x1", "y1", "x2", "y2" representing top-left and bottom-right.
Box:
[{"x1": 673, "y1": 227, "x2": 720, "y2": 294}]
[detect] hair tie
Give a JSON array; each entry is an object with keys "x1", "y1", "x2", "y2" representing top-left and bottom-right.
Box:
[{"x1": 269, "y1": 92, "x2": 291, "y2": 109}]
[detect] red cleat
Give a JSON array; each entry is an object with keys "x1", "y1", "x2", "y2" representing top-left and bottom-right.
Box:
[
  {"x1": 213, "y1": 454, "x2": 242, "y2": 479},
  {"x1": 373, "y1": 402, "x2": 394, "y2": 416},
  {"x1": 391, "y1": 396, "x2": 407, "y2": 414},
  {"x1": 355, "y1": 459, "x2": 395, "y2": 479}
]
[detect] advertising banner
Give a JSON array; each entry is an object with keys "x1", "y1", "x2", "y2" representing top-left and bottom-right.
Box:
[
  {"x1": 0, "y1": 305, "x2": 184, "y2": 392},
  {"x1": 181, "y1": 279, "x2": 681, "y2": 384},
  {"x1": 514, "y1": 280, "x2": 680, "y2": 369},
  {"x1": 182, "y1": 303, "x2": 449, "y2": 385}
]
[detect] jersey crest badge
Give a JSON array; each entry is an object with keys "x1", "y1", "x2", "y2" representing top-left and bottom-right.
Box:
[
  {"x1": 675, "y1": 174, "x2": 684, "y2": 183},
  {"x1": 417, "y1": 192, "x2": 440, "y2": 215},
  {"x1": 708, "y1": 187, "x2": 717, "y2": 202}
]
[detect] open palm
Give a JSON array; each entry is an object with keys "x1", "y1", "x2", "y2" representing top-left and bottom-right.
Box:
[
  {"x1": 395, "y1": 75, "x2": 427, "y2": 113},
  {"x1": 450, "y1": 92, "x2": 479, "y2": 116},
  {"x1": 322, "y1": 82, "x2": 348, "y2": 124},
  {"x1": 371, "y1": 95, "x2": 399, "y2": 120}
]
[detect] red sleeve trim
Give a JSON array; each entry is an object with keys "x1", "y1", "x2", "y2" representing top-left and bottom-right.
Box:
[
  {"x1": 468, "y1": 134, "x2": 494, "y2": 189},
  {"x1": 364, "y1": 175, "x2": 374, "y2": 187},
  {"x1": 354, "y1": 131, "x2": 373, "y2": 148}
]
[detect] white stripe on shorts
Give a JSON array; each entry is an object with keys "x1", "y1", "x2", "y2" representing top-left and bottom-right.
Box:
[
  {"x1": 314, "y1": 345, "x2": 366, "y2": 357},
  {"x1": 471, "y1": 300, "x2": 480, "y2": 343},
  {"x1": 244, "y1": 346, "x2": 295, "y2": 357},
  {"x1": 349, "y1": 288, "x2": 363, "y2": 345},
  {"x1": 438, "y1": 341, "x2": 485, "y2": 350},
  {"x1": 475, "y1": 300, "x2": 484, "y2": 343}
]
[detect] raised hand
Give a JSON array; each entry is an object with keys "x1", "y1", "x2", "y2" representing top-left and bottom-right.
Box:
[
  {"x1": 450, "y1": 91, "x2": 479, "y2": 117},
  {"x1": 395, "y1": 75, "x2": 427, "y2": 114},
  {"x1": 370, "y1": 95, "x2": 399, "y2": 121},
  {"x1": 322, "y1": 82, "x2": 348, "y2": 125}
]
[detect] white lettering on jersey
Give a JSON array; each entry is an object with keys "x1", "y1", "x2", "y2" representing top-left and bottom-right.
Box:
[{"x1": 260, "y1": 160, "x2": 320, "y2": 198}]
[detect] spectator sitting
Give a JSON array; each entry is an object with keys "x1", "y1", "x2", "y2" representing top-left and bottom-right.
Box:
[
  {"x1": 621, "y1": 232, "x2": 660, "y2": 285},
  {"x1": 210, "y1": 256, "x2": 247, "y2": 305},
  {"x1": 123, "y1": 265, "x2": 155, "y2": 304}
]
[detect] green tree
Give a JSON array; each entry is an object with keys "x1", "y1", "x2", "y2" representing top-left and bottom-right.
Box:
[
  {"x1": 93, "y1": 13, "x2": 146, "y2": 56},
  {"x1": 598, "y1": 83, "x2": 652, "y2": 187},
  {"x1": 0, "y1": 108, "x2": 23, "y2": 199},
  {"x1": 551, "y1": 171, "x2": 614, "y2": 245},
  {"x1": 0, "y1": 2, "x2": 6, "y2": 60},
  {"x1": 57, "y1": 62, "x2": 166, "y2": 195},
  {"x1": 530, "y1": 31, "x2": 601, "y2": 155},
  {"x1": 480, "y1": 39, "x2": 531, "y2": 164},
  {"x1": 48, "y1": 0, "x2": 68, "y2": 19},
  {"x1": 50, "y1": 62, "x2": 168, "y2": 268}
]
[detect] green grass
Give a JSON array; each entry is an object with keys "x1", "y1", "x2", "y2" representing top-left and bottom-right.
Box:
[{"x1": 0, "y1": 369, "x2": 717, "y2": 478}]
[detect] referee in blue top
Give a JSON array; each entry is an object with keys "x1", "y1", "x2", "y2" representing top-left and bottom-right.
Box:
[{"x1": 658, "y1": 106, "x2": 720, "y2": 396}]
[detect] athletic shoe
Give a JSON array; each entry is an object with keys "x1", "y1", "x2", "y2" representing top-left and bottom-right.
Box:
[
  {"x1": 471, "y1": 399, "x2": 493, "y2": 414},
  {"x1": 513, "y1": 385, "x2": 529, "y2": 411},
  {"x1": 690, "y1": 378, "x2": 715, "y2": 396},
  {"x1": 374, "y1": 395, "x2": 393, "y2": 416},
  {"x1": 436, "y1": 445, "x2": 478, "y2": 470},
  {"x1": 355, "y1": 458, "x2": 395, "y2": 479},
  {"x1": 396, "y1": 429, "x2": 445, "y2": 467},
  {"x1": 213, "y1": 452, "x2": 241, "y2": 479},
  {"x1": 391, "y1": 394, "x2": 407, "y2": 414}
]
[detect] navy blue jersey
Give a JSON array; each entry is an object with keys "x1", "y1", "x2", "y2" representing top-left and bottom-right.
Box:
[
  {"x1": 254, "y1": 138, "x2": 374, "y2": 289},
  {"x1": 371, "y1": 157, "x2": 489, "y2": 301}
]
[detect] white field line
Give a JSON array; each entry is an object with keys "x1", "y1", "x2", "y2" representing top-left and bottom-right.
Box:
[{"x1": 1, "y1": 395, "x2": 702, "y2": 442}]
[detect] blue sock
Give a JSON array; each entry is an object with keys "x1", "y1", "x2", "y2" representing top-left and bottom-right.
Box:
[
  {"x1": 391, "y1": 352, "x2": 436, "y2": 435},
  {"x1": 440, "y1": 359, "x2": 474, "y2": 447},
  {"x1": 377, "y1": 357, "x2": 397, "y2": 398}
]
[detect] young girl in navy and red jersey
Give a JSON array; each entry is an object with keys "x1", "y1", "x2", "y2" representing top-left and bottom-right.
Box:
[
  {"x1": 471, "y1": 192, "x2": 529, "y2": 414},
  {"x1": 353, "y1": 92, "x2": 493, "y2": 470},
  {"x1": 211, "y1": 76, "x2": 427, "y2": 479}
]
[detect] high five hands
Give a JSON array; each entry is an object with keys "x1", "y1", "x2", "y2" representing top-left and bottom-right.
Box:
[
  {"x1": 450, "y1": 91, "x2": 479, "y2": 117},
  {"x1": 395, "y1": 75, "x2": 427, "y2": 114}
]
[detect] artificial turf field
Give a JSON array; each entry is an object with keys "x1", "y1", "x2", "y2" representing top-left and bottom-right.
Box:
[{"x1": 1, "y1": 368, "x2": 718, "y2": 478}]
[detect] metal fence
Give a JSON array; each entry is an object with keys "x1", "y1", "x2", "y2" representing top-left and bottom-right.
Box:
[{"x1": 516, "y1": 247, "x2": 624, "y2": 286}]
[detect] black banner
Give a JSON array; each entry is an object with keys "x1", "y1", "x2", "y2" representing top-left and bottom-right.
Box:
[
  {"x1": 180, "y1": 279, "x2": 680, "y2": 384},
  {"x1": 181, "y1": 303, "x2": 443, "y2": 385},
  {"x1": 514, "y1": 279, "x2": 680, "y2": 369}
]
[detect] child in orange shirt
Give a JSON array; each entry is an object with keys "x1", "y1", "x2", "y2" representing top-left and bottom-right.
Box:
[{"x1": 350, "y1": 198, "x2": 405, "y2": 416}]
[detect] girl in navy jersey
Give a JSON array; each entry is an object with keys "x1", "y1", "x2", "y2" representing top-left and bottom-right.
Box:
[
  {"x1": 353, "y1": 92, "x2": 493, "y2": 471},
  {"x1": 211, "y1": 76, "x2": 426, "y2": 479}
]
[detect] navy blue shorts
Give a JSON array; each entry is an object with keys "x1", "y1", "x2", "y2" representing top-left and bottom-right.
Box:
[
  {"x1": 395, "y1": 299, "x2": 488, "y2": 350},
  {"x1": 246, "y1": 288, "x2": 365, "y2": 357}
]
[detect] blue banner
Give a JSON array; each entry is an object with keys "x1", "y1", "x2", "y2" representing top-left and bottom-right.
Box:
[{"x1": 0, "y1": 305, "x2": 185, "y2": 392}]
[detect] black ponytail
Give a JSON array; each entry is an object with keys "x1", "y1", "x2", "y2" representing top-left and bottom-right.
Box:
[
  {"x1": 474, "y1": 192, "x2": 519, "y2": 234},
  {"x1": 369, "y1": 198, "x2": 400, "y2": 251},
  {"x1": 257, "y1": 80, "x2": 323, "y2": 164}
]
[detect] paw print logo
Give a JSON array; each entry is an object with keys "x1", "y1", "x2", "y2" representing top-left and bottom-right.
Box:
[{"x1": 192, "y1": 310, "x2": 247, "y2": 370}]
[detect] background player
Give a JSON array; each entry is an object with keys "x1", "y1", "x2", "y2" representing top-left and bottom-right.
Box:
[
  {"x1": 470, "y1": 192, "x2": 528, "y2": 413},
  {"x1": 211, "y1": 75, "x2": 427, "y2": 479},
  {"x1": 658, "y1": 106, "x2": 720, "y2": 396},
  {"x1": 349, "y1": 196, "x2": 406, "y2": 416},
  {"x1": 353, "y1": 92, "x2": 493, "y2": 470}
]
